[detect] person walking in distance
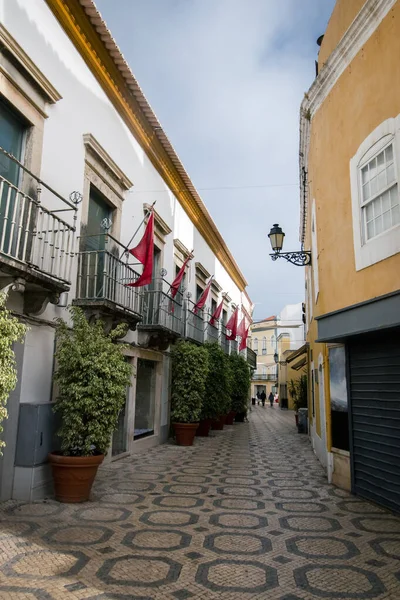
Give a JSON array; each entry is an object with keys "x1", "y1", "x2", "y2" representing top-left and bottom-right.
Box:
[
  {"x1": 260, "y1": 390, "x2": 266, "y2": 407},
  {"x1": 268, "y1": 391, "x2": 274, "y2": 408}
]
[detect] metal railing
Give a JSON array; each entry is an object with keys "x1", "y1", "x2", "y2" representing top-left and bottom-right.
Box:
[
  {"x1": 252, "y1": 373, "x2": 277, "y2": 381},
  {"x1": 141, "y1": 289, "x2": 184, "y2": 336},
  {"x1": 230, "y1": 339, "x2": 238, "y2": 354},
  {"x1": 76, "y1": 234, "x2": 142, "y2": 316},
  {"x1": 220, "y1": 323, "x2": 230, "y2": 354},
  {"x1": 241, "y1": 346, "x2": 257, "y2": 369},
  {"x1": 205, "y1": 322, "x2": 219, "y2": 343},
  {"x1": 0, "y1": 147, "x2": 76, "y2": 284},
  {"x1": 185, "y1": 305, "x2": 204, "y2": 344}
]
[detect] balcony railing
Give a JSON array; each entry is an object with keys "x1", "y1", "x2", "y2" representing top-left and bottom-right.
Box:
[
  {"x1": 185, "y1": 305, "x2": 204, "y2": 344},
  {"x1": 220, "y1": 324, "x2": 229, "y2": 354},
  {"x1": 75, "y1": 235, "x2": 142, "y2": 317},
  {"x1": 230, "y1": 339, "x2": 238, "y2": 355},
  {"x1": 0, "y1": 147, "x2": 76, "y2": 285},
  {"x1": 141, "y1": 289, "x2": 184, "y2": 336},
  {"x1": 241, "y1": 346, "x2": 257, "y2": 369},
  {"x1": 252, "y1": 373, "x2": 277, "y2": 381}
]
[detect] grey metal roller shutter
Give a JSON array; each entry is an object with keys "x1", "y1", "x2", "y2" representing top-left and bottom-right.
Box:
[{"x1": 349, "y1": 336, "x2": 400, "y2": 513}]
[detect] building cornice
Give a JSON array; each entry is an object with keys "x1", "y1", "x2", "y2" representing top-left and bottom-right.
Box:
[
  {"x1": 299, "y1": 0, "x2": 396, "y2": 243},
  {"x1": 45, "y1": 0, "x2": 247, "y2": 291}
]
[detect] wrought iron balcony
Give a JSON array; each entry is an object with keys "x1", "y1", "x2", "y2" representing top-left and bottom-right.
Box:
[
  {"x1": 75, "y1": 234, "x2": 142, "y2": 325},
  {"x1": 0, "y1": 148, "x2": 76, "y2": 292},
  {"x1": 220, "y1": 324, "x2": 230, "y2": 354},
  {"x1": 252, "y1": 373, "x2": 277, "y2": 381},
  {"x1": 185, "y1": 304, "x2": 204, "y2": 344},
  {"x1": 140, "y1": 289, "x2": 184, "y2": 338},
  {"x1": 241, "y1": 346, "x2": 257, "y2": 369},
  {"x1": 205, "y1": 321, "x2": 219, "y2": 343},
  {"x1": 230, "y1": 339, "x2": 238, "y2": 355}
]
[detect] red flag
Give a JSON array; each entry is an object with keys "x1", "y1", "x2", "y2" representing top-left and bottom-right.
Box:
[
  {"x1": 209, "y1": 299, "x2": 223, "y2": 326},
  {"x1": 237, "y1": 316, "x2": 246, "y2": 338},
  {"x1": 239, "y1": 326, "x2": 250, "y2": 351},
  {"x1": 126, "y1": 212, "x2": 154, "y2": 287},
  {"x1": 170, "y1": 254, "x2": 192, "y2": 299},
  {"x1": 193, "y1": 278, "x2": 212, "y2": 314},
  {"x1": 226, "y1": 306, "x2": 239, "y2": 340}
]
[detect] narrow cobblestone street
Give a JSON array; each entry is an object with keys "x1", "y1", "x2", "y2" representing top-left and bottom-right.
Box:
[{"x1": 0, "y1": 407, "x2": 399, "y2": 600}]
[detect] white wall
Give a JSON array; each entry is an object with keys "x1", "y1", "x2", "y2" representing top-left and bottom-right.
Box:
[
  {"x1": 2, "y1": 0, "x2": 245, "y2": 320},
  {"x1": 278, "y1": 303, "x2": 305, "y2": 350}
]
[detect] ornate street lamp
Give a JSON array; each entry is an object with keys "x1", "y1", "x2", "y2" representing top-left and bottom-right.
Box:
[{"x1": 268, "y1": 224, "x2": 311, "y2": 266}]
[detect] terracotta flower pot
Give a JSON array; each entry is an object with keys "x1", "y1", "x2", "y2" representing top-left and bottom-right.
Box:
[
  {"x1": 173, "y1": 422, "x2": 199, "y2": 446},
  {"x1": 225, "y1": 411, "x2": 236, "y2": 425},
  {"x1": 49, "y1": 452, "x2": 104, "y2": 503},
  {"x1": 211, "y1": 416, "x2": 224, "y2": 430},
  {"x1": 196, "y1": 418, "x2": 212, "y2": 437}
]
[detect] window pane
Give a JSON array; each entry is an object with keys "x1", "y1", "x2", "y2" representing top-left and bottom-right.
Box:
[
  {"x1": 367, "y1": 220, "x2": 374, "y2": 239},
  {"x1": 369, "y1": 157, "x2": 377, "y2": 179},
  {"x1": 392, "y1": 204, "x2": 400, "y2": 225},
  {"x1": 385, "y1": 144, "x2": 393, "y2": 162},
  {"x1": 375, "y1": 215, "x2": 383, "y2": 235},
  {"x1": 387, "y1": 163, "x2": 395, "y2": 184},
  {"x1": 366, "y1": 203, "x2": 374, "y2": 222},
  {"x1": 377, "y1": 150, "x2": 385, "y2": 169},
  {"x1": 370, "y1": 176, "x2": 377, "y2": 197},
  {"x1": 377, "y1": 170, "x2": 386, "y2": 191},
  {"x1": 361, "y1": 166, "x2": 369, "y2": 184},
  {"x1": 390, "y1": 186, "x2": 398, "y2": 206},
  {"x1": 382, "y1": 190, "x2": 391, "y2": 212},
  {"x1": 383, "y1": 210, "x2": 391, "y2": 231},
  {"x1": 362, "y1": 183, "x2": 370, "y2": 202}
]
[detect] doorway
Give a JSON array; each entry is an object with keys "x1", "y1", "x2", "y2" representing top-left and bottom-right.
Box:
[{"x1": 134, "y1": 358, "x2": 157, "y2": 440}]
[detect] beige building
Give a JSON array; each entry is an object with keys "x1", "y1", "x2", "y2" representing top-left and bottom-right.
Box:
[{"x1": 250, "y1": 316, "x2": 278, "y2": 398}]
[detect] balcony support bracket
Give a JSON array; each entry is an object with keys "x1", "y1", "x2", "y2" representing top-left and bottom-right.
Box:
[{"x1": 24, "y1": 290, "x2": 60, "y2": 316}]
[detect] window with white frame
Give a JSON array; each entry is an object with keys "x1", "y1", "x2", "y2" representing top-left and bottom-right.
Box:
[
  {"x1": 253, "y1": 338, "x2": 258, "y2": 353},
  {"x1": 350, "y1": 116, "x2": 400, "y2": 271},
  {"x1": 360, "y1": 143, "x2": 399, "y2": 241},
  {"x1": 262, "y1": 337, "x2": 267, "y2": 355}
]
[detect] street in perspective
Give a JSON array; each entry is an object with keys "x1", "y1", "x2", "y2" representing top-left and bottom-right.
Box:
[{"x1": 0, "y1": 0, "x2": 399, "y2": 598}]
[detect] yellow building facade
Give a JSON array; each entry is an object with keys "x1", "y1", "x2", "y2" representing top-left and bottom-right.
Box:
[{"x1": 301, "y1": 0, "x2": 400, "y2": 512}]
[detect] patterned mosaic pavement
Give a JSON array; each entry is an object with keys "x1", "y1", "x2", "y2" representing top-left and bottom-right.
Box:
[{"x1": 0, "y1": 407, "x2": 400, "y2": 600}]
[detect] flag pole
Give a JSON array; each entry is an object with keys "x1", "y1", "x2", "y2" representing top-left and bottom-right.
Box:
[{"x1": 121, "y1": 200, "x2": 156, "y2": 260}]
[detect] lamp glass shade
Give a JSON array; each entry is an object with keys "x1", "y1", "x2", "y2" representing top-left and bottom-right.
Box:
[
  {"x1": 274, "y1": 352, "x2": 278, "y2": 364},
  {"x1": 268, "y1": 224, "x2": 285, "y2": 252}
]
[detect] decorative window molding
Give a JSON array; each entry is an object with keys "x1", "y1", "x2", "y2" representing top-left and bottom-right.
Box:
[
  {"x1": 350, "y1": 116, "x2": 400, "y2": 270},
  {"x1": 195, "y1": 262, "x2": 211, "y2": 285},
  {"x1": 83, "y1": 134, "x2": 133, "y2": 192},
  {"x1": 0, "y1": 24, "x2": 62, "y2": 106},
  {"x1": 143, "y1": 204, "x2": 172, "y2": 246},
  {"x1": 299, "y1": 0, "x2": 396, "y2": 243}
]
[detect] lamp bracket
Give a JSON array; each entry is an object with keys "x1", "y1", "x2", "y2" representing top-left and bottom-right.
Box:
[{"x1": 270, "y1": 250, "x2": 311, "y2": 267}]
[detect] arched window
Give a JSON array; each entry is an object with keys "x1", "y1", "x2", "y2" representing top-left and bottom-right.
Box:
[
  {"x1": 262, "y1": 336, "x2": 267, "y2": 355},
  {"x1": 271, "y1": 334, "x2": 276, "y2": 352},
  {"x1": 253, "y1": 338, "x2": 258, "y2": 353}
]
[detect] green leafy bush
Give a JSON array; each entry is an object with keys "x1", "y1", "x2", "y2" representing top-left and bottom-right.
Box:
[
  {"x1": 291, "y1": 374, "x2": 308, "y2": 412},
  {"x1": 229, "y1": 353, "x2": 251, "y2": 414},
  {"x1": 202, "y1": 343, "x2": 230, "y2": 419},
  {"x1": 0, "y1": 293, "x2": 27, "y2": 452},
  {"x1": 171, "y1": 341, "x2": 208, "y2": 423},
  {"x1": 54, "y1": 307, "x2": 132, "y2": 456}
]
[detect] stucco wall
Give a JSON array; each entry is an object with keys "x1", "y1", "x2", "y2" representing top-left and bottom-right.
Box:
[{"x1": 318, "y1": 0, "x2": 366, "y2": 66}]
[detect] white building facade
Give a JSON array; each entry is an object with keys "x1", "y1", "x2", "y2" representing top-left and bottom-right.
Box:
[{"x1": 0, "y1": 0, "x2": 254, "y2": 501}]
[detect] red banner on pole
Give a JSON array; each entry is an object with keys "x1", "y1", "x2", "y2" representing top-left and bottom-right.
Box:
[
  {"x1": 239, "y1": 326, "x2": 250, "y2": 351},
  {"x1": 193, "y1": 278, "x2": 212, "y2": 314},
  {"x1": 170, "y1": 254, "x2": 192, "y2": 299},
  {"x1": 209, "y1": 299, "x2": 223, "y2": 326},
  {"x1": 226, "y1": 306, "x2": 239, "y2": 340},
  {"x1": 126, "y1": 211, "x2": 154, "y2": 287}
]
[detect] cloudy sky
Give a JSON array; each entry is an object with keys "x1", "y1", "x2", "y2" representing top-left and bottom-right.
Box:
[{"x1": 95, "y1": 0, "x2": 335, "y2": 320}]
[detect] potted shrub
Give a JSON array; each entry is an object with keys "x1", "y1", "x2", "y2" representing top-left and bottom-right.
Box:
[
  {"x1": 224, "y1": 354, "x2": 236, "y2": 425},
  {"x1": 200, "y1": 343, "x2": 229, "y2": 436},
  {"x1": 290, "y1": 374, "x2": 308, "y2": 427},
  {"x1": 230, "y1": 354, "x2": 251, "y2": 422},
  {"x1": 289, "y1": 378, "x2": 299, "y2": 425},
  {"x1": 0, "y1": 293, "x2": 27, "y2": 452},
  {"x1": 49, "y1": 307, "x2": 131, "y2": 503},
  {"x1": 171, "y1": 341, "x2": 208, "y2": 445}
]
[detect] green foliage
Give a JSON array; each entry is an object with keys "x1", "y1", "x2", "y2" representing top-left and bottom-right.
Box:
[
  {"x1": 202, "y1": 343, "x2": 230, "y2": 419},
  {"x1": 291, "y1": 374, "x2": 308, "y2": 412},
  {"x1": 229, "y1": 353, "x2": 251, "y2": 414},
  {"x1": 54, "y1": 307, "x2": 132, "y2": 456},
  {"x1": 171, "y1": 341, "x2": 208, "y2": 423},
  {"x1": 0, "y1": 293, "x2": 27, "y2": 452}
]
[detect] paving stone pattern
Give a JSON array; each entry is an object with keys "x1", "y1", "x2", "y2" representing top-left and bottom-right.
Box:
[{"x1": 0, "y1": 407, "x2": 400, "y2": 599}]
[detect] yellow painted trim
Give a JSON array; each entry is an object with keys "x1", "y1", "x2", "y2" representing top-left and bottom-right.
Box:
[{"x1": 45, "y1": 0, "x2": 247, "y2": 291}]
